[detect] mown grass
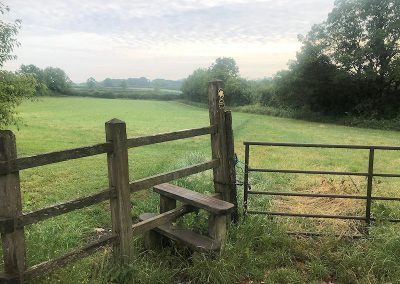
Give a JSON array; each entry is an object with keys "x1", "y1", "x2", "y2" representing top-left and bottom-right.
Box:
[{"x1": 1, "y1": 96, "x2": 400, "y2": 283}]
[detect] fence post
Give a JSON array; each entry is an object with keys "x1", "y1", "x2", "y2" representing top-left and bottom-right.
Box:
[
  {"x1": 0, "y1": 131, "x2": 26, "y2": 282},
  {"x1": 243, "y1": 144, "x2": 250, "y2": 217},
  {"x1": 225, "y1": 111, "x2": 239, "y2": 223},
  {"x1": 365, "y1": 147, "x2": 375, "y2": 229},
  {"x1": 208, "y1": 80, "x2": 238, "y2": 221},
  {"x1": 105, "y1": 119, "x2": 133, "y2": 262}
]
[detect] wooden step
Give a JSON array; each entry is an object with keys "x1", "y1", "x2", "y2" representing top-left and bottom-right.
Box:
[
  {"x1": 153, "y1": 183, "x2": 234, "y2": 215},
  {"x1": 139, "y1": 213, "x2": 219, "y2": 251}
]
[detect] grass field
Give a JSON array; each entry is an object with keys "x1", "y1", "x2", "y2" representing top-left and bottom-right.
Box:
[
  {"x1": 2, "y1": 96, "x2": 400, "y2": 283},
  {"x1": 69, "y1": 86, "x2": 182, "y2": 101}
]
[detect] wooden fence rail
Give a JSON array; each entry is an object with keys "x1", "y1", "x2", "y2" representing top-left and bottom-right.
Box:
[{"x1": 0, "y1": 80, "x2": 237, "y2": 283}]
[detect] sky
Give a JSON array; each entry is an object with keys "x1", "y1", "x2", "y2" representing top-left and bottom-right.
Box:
[{"x1": 3, "y1": 0, "x2": 335, "y2": 82}]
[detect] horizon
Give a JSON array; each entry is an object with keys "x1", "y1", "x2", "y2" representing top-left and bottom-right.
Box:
[{"x1": 3, "y1": 0, "x2": 334, "y2": 83}]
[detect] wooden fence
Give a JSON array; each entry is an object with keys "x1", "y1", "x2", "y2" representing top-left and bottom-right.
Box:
[{"x1": 0, "y1": 80, "x2": 237, "y2": 283}]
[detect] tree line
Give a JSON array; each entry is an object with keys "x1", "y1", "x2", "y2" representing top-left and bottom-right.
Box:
[
  {"x1": 182, "y1": 0, "x2": 400, "y2": 120},
  {"x1": 85, "y1": 77, "x2": 182, "y2": 91}
]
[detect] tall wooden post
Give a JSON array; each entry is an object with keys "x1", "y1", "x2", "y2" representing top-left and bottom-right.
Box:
[
  {"x1": 0, "y1": 131, "x2": 26, "y2": 282},
  {"x1": 208, "y1": 80, "x2": 238, "y2": 221},
  {"x1": 105, "y1": 119, "x2": 133, "y2": 262}
]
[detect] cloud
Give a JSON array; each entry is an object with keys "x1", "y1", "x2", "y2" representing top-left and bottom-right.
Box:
[{"x1": 4, "y1": 0, "x2": 334, "y2": 81}]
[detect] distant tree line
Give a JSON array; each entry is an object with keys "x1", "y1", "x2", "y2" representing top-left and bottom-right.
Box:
[
  {"x1": 182, "y1": 0, "x2": 400, "y2": 120},
  {"x1": 84, "y1": 77, "x2": 182, "y2": 91},
  {"x1": 18, "y1": 64, "x2": 72, "y2": 95}
]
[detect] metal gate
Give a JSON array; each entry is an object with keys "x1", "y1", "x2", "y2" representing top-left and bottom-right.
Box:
[{"x1": 243, "y1": 141, "x2": 400, "y2": 236}]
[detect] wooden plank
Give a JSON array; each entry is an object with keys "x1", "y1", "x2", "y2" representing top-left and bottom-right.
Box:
[
  {"x1": 19, "y1": 189, "x2": 113, "y2": 227},
  {"x1": 129, "y1": 159, "x2": 219, "y2": 192},
  {"x1": 0, "y1": 143, "x2": 112, "y2": 175},
  {"x1": 126, "y1": 125, "x2": 217, "y2": 148},
  {"x1": 106, "y1": 119, "x2": 133, "y2": 262},
  {"x1": 225, "y1": 111, "x2": 238, "y2": 222},
  {"x1": 153, "y1": 183, "x2": 234, "y2": 215},
  {"x1": 133, "y1": 205, "x2": 194, "y2": 236},
  {"x1": 160, "y1": 195, "x2": 176, "y2": 213},
  {"x1": 139, "y1": 213, "x2": 219, "y2": 251},
  {"x1": 143, "y1": 195, "x2": 178, "y2": 249},
  {"x1": 24, "y1": 234, "x2": 117, "y2": 280},
  {"x1": 0, "y1": 131, "x2": 26, "y2": 283},
  {"x1": 0, "y1": 272, "x2": 19, "y2": 283},
  {"x1": 208, "y1": 214, "x2": 227, "y2": 247}
]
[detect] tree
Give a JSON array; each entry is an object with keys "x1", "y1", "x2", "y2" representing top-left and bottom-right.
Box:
[
  {"x1": 182, "y1": 58, "x2": 250, "y2": 106},
  {"x1": 86, "y1": 77, "x2": 97, "y2": 89},
  {"x1": 0, "y1": 3, "x2": 20, "y2": 67},
  {"x1": 300, "y1": 0, "x2": 400, "y2": 116},
  {"x1": 209, "y1": 57, "x2": 239, "y2": 82},
  {"x1": 181, "y1": 68, "x2": 211, "y2": 103},
  {"x1": 224, "y1": 77, "x2": 251, "y2": 106},
  {"x1": 103, "y1": 78, "x2": 113, "y2": 87},
  {"x1": 43, "y1": 67, "x2": 71, "y2": 93},
  {"x1": 0, "y1": 2, "x2": 36, "y2": 128},
  {"x1": 120, "y1": 79, "x2": 127, "y2": 89},
  {"x1": 0, "y1": 71, "x2": 36, "y2": 127},
  {"x1": 270, "y1": 0, "x2": 400, "y2": 117},
  {"x1": 19, "y1": 64, "x2": 47, "y2": 95}
]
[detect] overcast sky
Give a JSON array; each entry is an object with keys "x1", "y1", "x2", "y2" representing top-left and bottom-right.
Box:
[{"x1": 4, "y1": 0, "x2": 334, "y2": 82}]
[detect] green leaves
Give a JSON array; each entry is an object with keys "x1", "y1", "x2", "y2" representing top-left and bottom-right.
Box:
[{"x1": 0, "y1": 71, "x2": 37, "y2": 128}]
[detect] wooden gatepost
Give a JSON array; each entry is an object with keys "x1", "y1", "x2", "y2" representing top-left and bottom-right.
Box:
[{"x1": 0, "y1": 80, "x2": 238, "y2": 283}]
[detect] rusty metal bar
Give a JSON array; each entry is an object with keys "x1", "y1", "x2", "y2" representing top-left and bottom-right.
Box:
[
  {"x1": 366, "y1": 148, "x2": 375, "y2": 227},
  {"x1": 243, "y1": 144, "x2": 250, "y2": 217},
  {"x1": 249, "y1": 168, "x2": 368, "y2": 177},
  {"x1": 248, "y1": 190, "x2": 368, "y2": 200},
  {"x1": 248, "y1": 190, "x2": 400, "y2": 201},
  {"x1": 373, "y1": 173, "x2": 400, "y2": 178},
  {"x1": 247, "y1": 210, "x2": 366, "y2": 221},
  {"x1": 243, "y1": 142, "x2": 400, "y2": 151},
  {"x1": 287, "y1": 231, "x2": 365, "y2": 239}
]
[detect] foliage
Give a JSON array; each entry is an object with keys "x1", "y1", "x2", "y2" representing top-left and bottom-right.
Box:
[
  {"x1": 88, "y1": 77, "x2": 182, "y2": 90},
  {"x1": 0, "y1": 2, "x2": 20, "y2": 67},
  {"x1": 209, "y1": 57, "x2": 239, "y2": 82},
  {"x1": 181, "y1": 57, "x2": 251, "y2": 106},
  {"x1": 268, "y1": 0, "x2": 400, "y2": 117},
  {"x1": 0, "y1": 2, "x2": 37, "y2": 128},
  {"x1": 181, "y1": 68, "x2": 210, "y2": 103},
  {"x1": 43, "y1": 67, "x2": 71, "y2": 93},
  {"x1": 86, "y1": 77, "x2": 96, "y2": 89},
  {"x1": 18, "y1": 64, "x2": 48, "y2": 95},
  {"x1": 0, "y1": 71, "x2": 36, "y2": 127},
  {"x1": 120, "y1": 79, "x2": 127, "y2": 89},
  {"x1": 69, "y1": 85, "x2": 181, "y2": 101}
]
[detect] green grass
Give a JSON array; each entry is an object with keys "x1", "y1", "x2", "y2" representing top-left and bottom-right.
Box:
[
  {"x1": 2, "y1": 96, "x2": 400, "y2": 283},
  {"x1": 68, "y1": 86, "x2": 182, "y2": 101}
]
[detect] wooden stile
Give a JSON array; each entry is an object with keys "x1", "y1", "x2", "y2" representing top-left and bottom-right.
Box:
[
  {"x1": 0, "y1": 81, "x2": 239, "y2": 280},
  {"x1": 0, "y1": 131, "x2": 26, "y2": 283},
  {"x1": 106, "y1": 119, "x2": 133, "y2": 262}
]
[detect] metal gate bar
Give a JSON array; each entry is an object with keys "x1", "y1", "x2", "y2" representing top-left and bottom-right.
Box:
[{"x1": 243, "y1": 142, "x2": 400, "y2": 233}]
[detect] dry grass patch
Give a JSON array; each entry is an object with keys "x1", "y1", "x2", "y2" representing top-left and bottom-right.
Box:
[{"x1": 271, "y1": 177, "x2": 366, "y2": 235}]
